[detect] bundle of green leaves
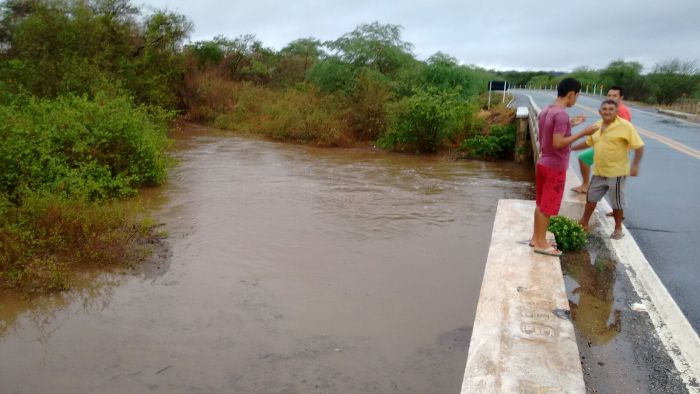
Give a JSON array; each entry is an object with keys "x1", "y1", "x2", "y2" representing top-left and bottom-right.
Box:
[{"x1": 548, "y1": 215, "x2": 587, "y2": 252}]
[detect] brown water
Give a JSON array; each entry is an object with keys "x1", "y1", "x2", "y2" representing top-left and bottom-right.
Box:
[{"x1": 0, "y1": 124, "x2": 534, "y2": 393}]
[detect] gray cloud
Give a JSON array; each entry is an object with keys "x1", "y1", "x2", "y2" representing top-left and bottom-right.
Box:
[{"x1": 140, "y1": 0, "x2": 700, "y2": 72}]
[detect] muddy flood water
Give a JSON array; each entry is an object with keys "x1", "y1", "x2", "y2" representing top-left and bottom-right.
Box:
[{"x1": 0, "y1": 124, "x2": 534, "y2": 393}]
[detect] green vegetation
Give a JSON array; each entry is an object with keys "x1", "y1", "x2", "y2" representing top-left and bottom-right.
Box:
[
  {"x1": 6, "y1": 0, "x2": 696, "y2": 294},
  {"x1": 182, "y1": 22, "x2": 499, "y2": 149},
  {"x1": 0, "y1": 196, "x2": 157, "y2": 294},
  {"x1": 0, "y1": 94, "x2": 172, "y2": 203},
  {"x1": 501, "y1": 59, "x2": 700, "y2": 105},
  {"x1": 0, "y1": 92, "x2": 173, "y2": 293},
  {"x1": 0, "y1": 0, "x2": 182, "y2": 294},
  {"x1": 378, "y1": 88, "x2": 475, "y2": 153},
  {"x1": 548, "y1": 216, "x2": 587, "y2": 252},
  {"x1": 0, "y1": 2, "x2": 510, "y2": 294},
  {"x1": 461, "y1": 123, "x2": 516, "y2": 159}
]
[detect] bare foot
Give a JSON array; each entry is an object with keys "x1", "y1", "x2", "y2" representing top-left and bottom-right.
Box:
[{"x1": 571, "y1": 185, "x2": 588, "y2": 194}]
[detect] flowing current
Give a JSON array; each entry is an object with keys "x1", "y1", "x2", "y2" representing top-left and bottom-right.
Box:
[{"x1": 0, "y1": 123, "x2": 534, "y2": 393}]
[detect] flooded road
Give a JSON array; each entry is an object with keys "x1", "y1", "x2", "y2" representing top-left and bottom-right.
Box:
[{"x1": 1, "y1": 124, "x2": 534, "y2": 393}]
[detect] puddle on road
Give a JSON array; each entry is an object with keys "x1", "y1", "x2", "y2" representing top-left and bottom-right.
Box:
[
  {"x1": 562, "y1": 231, "x2": 688, "y2": 393},
  {"x1": 561, "y1": 250, "x2": 621, "y2": 346},
  {"x1": 1, "y1": 123, "x2": 535, "y2": 393}
]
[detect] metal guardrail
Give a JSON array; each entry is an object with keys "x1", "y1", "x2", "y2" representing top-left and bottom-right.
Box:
[{"x1": 525, "y1": 95, "x2": 542, "y2": 165}]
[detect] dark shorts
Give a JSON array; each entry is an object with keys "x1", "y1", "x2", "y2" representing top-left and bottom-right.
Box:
[
  {"x1": 587, "y1": 175, "x2": 627, "y2": 210},
  {"x1": 536, "y1": 163, "x2": 567, "y2": 216}
]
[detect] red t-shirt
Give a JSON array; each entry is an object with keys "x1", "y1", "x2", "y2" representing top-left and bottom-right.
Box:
[
  {"x1": 537, "y1": 105, "x2": 571, "y2": 170},
  {"x1": 617, "y1": 101, "x2": 631, "y2": 121}
]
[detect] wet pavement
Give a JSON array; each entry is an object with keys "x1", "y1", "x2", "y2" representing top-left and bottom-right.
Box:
[
  {"x1": 561, "y1": 230, "x2": 688, "y2": 394},
  {"x1": 0, "y1": 123, "x2": 535, "y2": 393}
]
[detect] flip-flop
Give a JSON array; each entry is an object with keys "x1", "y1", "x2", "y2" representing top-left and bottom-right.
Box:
[
  {"x1": 571, "y1": 186, "x2": 588, "y2": 194},
  {"x1": 611, "y1": 232, "x2": 625, "y2": 240},
  {"x1": 534, "y1": 247, "x2": 563, "y2": 257},
  {"x1": 518, "y1": 240, "x2": 557, "y2": 247}
]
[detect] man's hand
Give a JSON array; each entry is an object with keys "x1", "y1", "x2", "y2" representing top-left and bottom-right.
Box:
[
  {"x1": 630, "y1": 164, "x2": 640, "y2": 176},
  {"x1": 571, "y1": 114, "x2": 586, "y2": 126},
  {"x1": 582, "y1": 124, "x2": 599, "y2": 136}
]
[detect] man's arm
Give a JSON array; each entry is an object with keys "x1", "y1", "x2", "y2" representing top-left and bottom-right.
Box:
[
  {"x1": 571, "y1": 141, "x2": 589, "y2": 151},
  {"x1": 630, "y1": 146, "x2": 644, "y2": 176},
  {"x1": 553, "y1": 124, "x2": 599, "y2": 149}
]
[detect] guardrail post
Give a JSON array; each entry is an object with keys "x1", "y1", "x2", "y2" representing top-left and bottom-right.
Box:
[{"x1": 515, "y1": 107, "x2": 530, "y2": 163}]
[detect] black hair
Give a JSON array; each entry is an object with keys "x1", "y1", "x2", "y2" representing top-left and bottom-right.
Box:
[
  {"x1": 601, "y1": 99, "x2": 618, "y2": 107},
  {"x1": 557, "y1": 78, "x2": 581, "y2": 97},
  {"x1": 609, "y1": 85, "x2": 624, "y2": 96}
]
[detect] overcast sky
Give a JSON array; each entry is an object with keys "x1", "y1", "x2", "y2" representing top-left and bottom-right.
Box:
[{"x1": 140, "y1": 0, "x2": 700, "y2": 72}]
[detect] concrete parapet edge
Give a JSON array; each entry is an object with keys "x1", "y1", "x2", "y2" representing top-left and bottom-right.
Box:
[{"x1": 461, "y1": 199, "x2": 585, "y2": 394}]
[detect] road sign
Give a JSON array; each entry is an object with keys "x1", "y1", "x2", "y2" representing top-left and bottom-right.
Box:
[{"x1": 488, "y1": 80, "x2": 509, "y2": 108}]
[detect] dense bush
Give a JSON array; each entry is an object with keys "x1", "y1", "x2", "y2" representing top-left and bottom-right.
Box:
[
  {"x1": 461, "y1": 123, "x2": 516, "y2": 159},
  {"x1": 548, "y1": 216, "x2": 587, "y2": 252},
  {"x1": 0, "y1": 93, "x2": 173, "y2": 204},
  {"x1": 378, "y1": 88, "x2": 473, "y2": 153}
]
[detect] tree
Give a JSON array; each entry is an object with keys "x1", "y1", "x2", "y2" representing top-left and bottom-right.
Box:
[
  {"x1": 0, "y1": 0, "x2": 191, "y2": 108},
  {"x1": 307, "y1": 55, "x2": 355, "y2": 94},
  {"x1": 275, "y1": 38, "x2": 322, "y2": 86},
  {"x1": 422, "y1": 52, "x2": 492, "y2": 98},
  {"x1": 324, "y1": 22, "x2": 414, "y2": 77},
  {"x1": 647, "y1": 58, "x2": 700, "y2": 105},
  {"x1": 599, "y1": 60, "x2": 647, "y2": 100},
  {"x1": 565, "y1": 67, "x2": 602, "y2": 91},
  {"x1": 131, "y1": 10, "x2": 192, "y2": 107}
]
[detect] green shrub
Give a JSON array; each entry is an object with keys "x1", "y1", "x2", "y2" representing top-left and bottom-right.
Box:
[
  {"x1": 0, "y1": 93, "x2": 173, "y2": 203},
  {"x1": 548, "y1": 216, "x2": 587, "y2": 252},
  {"x1": 461, "y1": 123, "x2": 516, "y2": 159},
  {"x1": 378, "y1": 87, "x2": 472, "y2": 153}
]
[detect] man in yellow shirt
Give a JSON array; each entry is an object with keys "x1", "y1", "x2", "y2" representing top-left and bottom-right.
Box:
[{"x1": 576, "y1": 99, "x2": 645, "y2": 239}]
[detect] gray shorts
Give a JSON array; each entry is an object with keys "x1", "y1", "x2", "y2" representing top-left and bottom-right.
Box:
[{"x1": 587, "y1": 175, "x2": 627, "y2": 210}]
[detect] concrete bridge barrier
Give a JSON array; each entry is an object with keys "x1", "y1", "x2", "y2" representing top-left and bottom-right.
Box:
[{"x1": 460, "y1": 199, "x2": 585, "y2": 393}]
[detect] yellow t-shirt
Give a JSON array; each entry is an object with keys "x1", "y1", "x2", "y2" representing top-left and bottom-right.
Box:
[{"x1": 586, "y1": 117, "x2": 644, "y2": 177}]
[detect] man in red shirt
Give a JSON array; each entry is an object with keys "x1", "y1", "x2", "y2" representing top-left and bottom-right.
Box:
[
  {"x1": 529, "y1": 78, "x2": 599, "y2": 256},
  {"x1": 572, "y1": 86, "x2": 631, "y2": 194}
]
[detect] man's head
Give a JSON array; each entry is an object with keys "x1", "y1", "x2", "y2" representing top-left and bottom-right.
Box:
[
  {"x1": 607, "y1": 86, "x2": 624, "y2": 102},
  {"x1": 599, "y1": 99, "x2": 618, "y2": 123},
  {"x1": 557, "y1": 78, "x2": 581, "y2": 107}
]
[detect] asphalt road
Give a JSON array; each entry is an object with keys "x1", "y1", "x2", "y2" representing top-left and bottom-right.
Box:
[{"x1": 513, "y1": 89, "x2": 700, "y2": 334}]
